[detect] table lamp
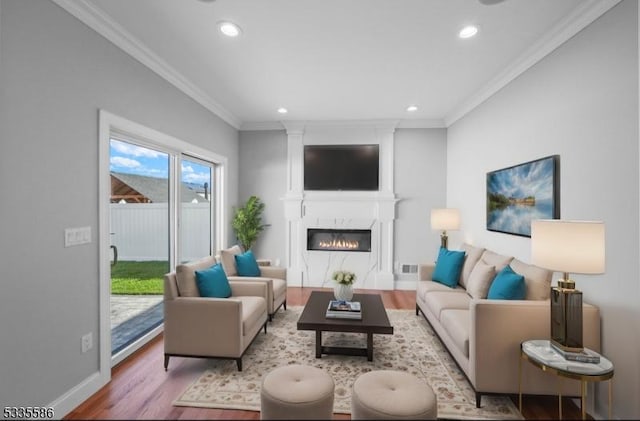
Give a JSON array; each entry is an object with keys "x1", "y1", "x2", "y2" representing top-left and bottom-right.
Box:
[
  {"x1": 531, "y1": 220, "x2": 605, "y2": 353},
  {"x1": 431, "y1": 208, "x2": 460, "y2": 249}
]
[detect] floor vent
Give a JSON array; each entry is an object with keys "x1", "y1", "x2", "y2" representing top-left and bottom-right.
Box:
[{"x1": 399, "y1": 264, "x2": 418, "y2": 274}]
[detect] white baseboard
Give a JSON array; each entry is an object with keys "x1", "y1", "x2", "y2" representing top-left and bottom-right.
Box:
[
  {"x1": 47, "y1": 370, "x2": 109, "y2": 420},
  {"x1": 48, "y1": 326, "x2": 163, "y2": 419},
  {"x1": 393, "y1": 280, "x2": 418, "y2": 290}
]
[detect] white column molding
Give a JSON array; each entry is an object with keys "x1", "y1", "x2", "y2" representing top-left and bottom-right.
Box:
[
  {"x1": 282, "y1": 121, "x2": 306, "y2": 285},
  {"x1": 376, "y1": 126, "x2": 396, "y2": 197}
]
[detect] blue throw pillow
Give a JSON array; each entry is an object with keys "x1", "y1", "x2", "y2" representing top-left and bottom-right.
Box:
[
  {"x1": 195, "y1": 263, "x2": 232, "y2": 298},
  {"x1": 235, "y1": 250, "x2": 261, "y2": 277},
  {"x1": 487, "y1": 265, "x2": 526, "y2": 300},
  {"x1": 432, "y1": 247, "x2": 466, "y2": 288}
]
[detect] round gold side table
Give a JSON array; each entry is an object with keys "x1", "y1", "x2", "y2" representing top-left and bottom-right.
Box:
[{"x1": 519, "y1": 339, "x2": 614, "y2": 420}]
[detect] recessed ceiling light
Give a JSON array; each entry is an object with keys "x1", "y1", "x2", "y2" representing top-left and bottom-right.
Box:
[
  {"x1": 407, "y1": 105, "x2": 418, "y2": 112},
  {"x1": 277, "y1": 107, "x2": 288, "y2": 114},
  {"x1": 459, "y1": 25, "x2": 479, "y2": 39},
  {"x1": 218, "y1": 21, "x2": 242, "y2": 37}
]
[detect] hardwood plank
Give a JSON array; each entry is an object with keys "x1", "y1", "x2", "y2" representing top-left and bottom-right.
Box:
[{"x1": 65, "y1": 287, "x2": 586, "y2": 420}]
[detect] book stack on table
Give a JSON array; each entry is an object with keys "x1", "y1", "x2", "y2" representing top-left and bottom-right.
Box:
[
  {"x1": 551, "y1": 343, "x2": 601, "y2": 363},
  {"x1": 326, "y1": 300, "x2": 362, "y2": 320}
]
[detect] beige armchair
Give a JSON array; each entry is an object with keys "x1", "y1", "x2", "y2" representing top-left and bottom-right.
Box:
[
  {"x1": 219, "y1": 245, "x2": 287, "y2": 321},
  {"x1": 163, "y1": 256, "x2": 269, "y2": 371}
]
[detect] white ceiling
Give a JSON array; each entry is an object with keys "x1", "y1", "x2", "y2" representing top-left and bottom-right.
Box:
[{"x1": 57, "y1": 0, "x2": 619, "y2": 129}]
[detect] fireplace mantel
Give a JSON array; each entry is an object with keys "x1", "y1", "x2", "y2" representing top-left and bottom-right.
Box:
[{"x1": 282, "y1": 121, "x2": 398, "y2": 290}]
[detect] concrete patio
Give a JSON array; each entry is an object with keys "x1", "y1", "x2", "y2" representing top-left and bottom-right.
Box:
[{"x1": 111, "y1": 295, "x2": 163, "y2": 355}]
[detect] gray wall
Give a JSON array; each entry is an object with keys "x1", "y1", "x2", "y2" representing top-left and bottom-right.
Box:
[
  {"x1": 0, "y1": 0, "x2": 238, "y2": 411},
  {"x1": 3, "y1": 0, "x2": 638, "y2": 417},
  {"x1": 393, "y1": 128, "x2": 447, "y2": 284},
  {"x1": 238, "y1": 127, "x2": 448, "y2": 286},
  {"x1": 447, "y1": 1, "x2": 639, "y2": 417},
  {"x1": 238, "y1": 130, "x2": 288, "y2": 264}
]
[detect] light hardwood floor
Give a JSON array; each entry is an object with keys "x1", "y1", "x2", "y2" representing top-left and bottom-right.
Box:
[{"x1": 65, "y1": 287, "x2": 587, "y2": 420}]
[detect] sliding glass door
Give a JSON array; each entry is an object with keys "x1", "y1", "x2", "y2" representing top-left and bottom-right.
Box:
[
  {"x1": 179, "y1": 157, "x2": 215, "y2": 263},
  {"x1": 100, "y1": 111, "x2": 226, "y2": 367},
  {"x1": 108, "y1": 140, "x2": 220, "y2": 358},
  {"x1": 109, "y1": 138, "x2": 169, "y2": 356}
]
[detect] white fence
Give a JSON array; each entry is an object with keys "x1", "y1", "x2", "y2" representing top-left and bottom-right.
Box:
[{"x1": 110, "y1": 203, "x2": 212, "y2": 262}]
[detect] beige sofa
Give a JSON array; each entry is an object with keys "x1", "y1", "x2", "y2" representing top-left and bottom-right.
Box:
[
  {"x1": 219, "y1": 245, "x2": 287, "y2": 321},
  {"x1": 164, "y1": 256, "x2": 269, "y2": 371},
  {"x1": 416, "y1": 243, "x2": 601, "y2": 407}
]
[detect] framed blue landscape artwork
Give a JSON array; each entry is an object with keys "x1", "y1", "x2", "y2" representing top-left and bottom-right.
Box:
[{"x1": 486, "y1": 155, "x2": 560, "y2": 237}]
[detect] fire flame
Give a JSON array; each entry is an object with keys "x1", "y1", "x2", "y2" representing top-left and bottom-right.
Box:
[{"x1": 318, "y1": 238, "x2": 360, "y2": 250}]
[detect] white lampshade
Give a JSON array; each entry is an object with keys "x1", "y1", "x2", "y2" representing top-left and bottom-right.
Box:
[
  {"x1": 431, "y1": 208, "x2": 461, "y2": 231},
  {"x1": 531, "y1": 220, "x2": 605, "y2": 274}
]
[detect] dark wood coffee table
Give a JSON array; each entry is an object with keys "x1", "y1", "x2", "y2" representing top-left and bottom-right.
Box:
[{"x1": 296, "y1": 290, "x2": 393, "y2": 361}]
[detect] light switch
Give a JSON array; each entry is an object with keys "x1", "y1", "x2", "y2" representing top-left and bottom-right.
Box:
[
  {"x1": 65, "y1": 226, "x2": 92, "y2": 247},
  {"x1": 65, "y1": 228, "x2": 75, "y2": 247},
  {"x1": 79, "y1": 226, "x2": 91, "y2": 244}
]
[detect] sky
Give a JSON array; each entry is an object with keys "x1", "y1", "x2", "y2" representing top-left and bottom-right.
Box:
[
  {"x1": 110, "y1": 139, "x2": 211, "y2": 186},
  {"x1": 487, "y1": 156, "x2": 555, "y2": 201}
]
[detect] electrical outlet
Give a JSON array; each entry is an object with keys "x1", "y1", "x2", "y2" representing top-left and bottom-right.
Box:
[{"x1": 81, "y1": 332, "x2": 93, "y2": 353}]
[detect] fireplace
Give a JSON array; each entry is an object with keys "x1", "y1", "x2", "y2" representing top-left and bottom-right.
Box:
[
  {"x1": 282, "y1": 121, "x2": 397, "y2": 288},
  {"x1": 307, "y1": 228, "x2": 372, "y2": 252}
]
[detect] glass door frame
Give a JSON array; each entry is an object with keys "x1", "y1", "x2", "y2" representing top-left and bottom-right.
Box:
[
  {"x1": 179, "y1": 154, "x2": 217, "y2": 264},
  {"x1": 99, "y1": 110, "x2": 227, "y2": 375}
]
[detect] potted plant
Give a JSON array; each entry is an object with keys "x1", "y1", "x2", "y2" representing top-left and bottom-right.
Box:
[
  {"x1": 332, "y1": 270, "x2": 356, "y2": 301},
  {"x1": 232, "y1": 195, "x2": 267, "y2": 251}
]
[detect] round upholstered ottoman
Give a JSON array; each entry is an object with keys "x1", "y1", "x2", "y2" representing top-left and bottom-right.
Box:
[
  {"x1": 260, "y1": 364, "x2": 335, "y2": 420},
  {"x1": 351, "y1": 370, "x2": 437, "y2": 420}
]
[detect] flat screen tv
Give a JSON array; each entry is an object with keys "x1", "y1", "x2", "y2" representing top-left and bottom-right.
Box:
[{"x1": 304, "y1": 144, "x2": 379, "y2": 191}]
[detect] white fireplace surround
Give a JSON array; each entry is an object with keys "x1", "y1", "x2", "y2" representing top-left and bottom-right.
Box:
[{"x1": 282, "y1": 121, "x2": 399, "y2": 289}]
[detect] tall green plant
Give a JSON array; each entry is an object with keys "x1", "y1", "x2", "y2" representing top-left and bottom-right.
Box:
[{"x1": 232, "y1": 195, "x2": 267, "y2": 251}]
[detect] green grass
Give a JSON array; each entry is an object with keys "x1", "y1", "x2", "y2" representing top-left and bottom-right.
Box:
[{"x1": 111, "y1": 260, "x2": 168, "y2": 295}]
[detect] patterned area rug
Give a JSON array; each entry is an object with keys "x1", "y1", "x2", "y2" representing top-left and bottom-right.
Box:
[{"x1": 173, "y1": 307, "x2": 522, "y2": 420}]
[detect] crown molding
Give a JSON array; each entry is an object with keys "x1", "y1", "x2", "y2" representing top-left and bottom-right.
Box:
[
  {"x1": 281, "y1": 121, "x2": 307, "y2": 134},
  {"x1": 241, "y1": 118, "x2": 446, "y2": 131},
  {"x1": 240, "y1": 121, "x2": 286, "y2": 131},
  {"x1": 397, "y1": 119, "x2": 446, "y2": 129},
  {"x1": 51, "y1": 0, "x2": 241, "y2": 129},
  {"x1": 444, "y1": 0, "x2": 623, "y2": 127},
  {"x1": 50, "y1": 0, "x2": 620, "y2": 131},
  {"x1": 288, "y1": 119, "x2": 401, "y2": 131},
  {"x1": 304, "y1": 119, "x2": 401, "y2": 129}
]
